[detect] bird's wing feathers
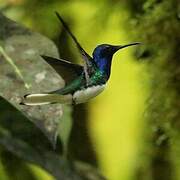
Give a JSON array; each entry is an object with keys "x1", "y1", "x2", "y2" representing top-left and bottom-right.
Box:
[
  {"x1": 41, "y1": 55, "x2": 83, "y2": 84},
  {"x1": 55, "y1": 12, "x2": 92, "y2": 62},
  {"x1": 55, "y1": 12, "x2": 95, "y2": 85}
]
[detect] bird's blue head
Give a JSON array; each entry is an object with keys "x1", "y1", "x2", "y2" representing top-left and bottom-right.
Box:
[{"x1": 92, "y1": 43, "x2": 140, "y2": 79}]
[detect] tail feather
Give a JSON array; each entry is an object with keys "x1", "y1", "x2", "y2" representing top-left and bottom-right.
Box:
[{"x1": 20, "y1": 93, "x2": 72, "y2": 106}]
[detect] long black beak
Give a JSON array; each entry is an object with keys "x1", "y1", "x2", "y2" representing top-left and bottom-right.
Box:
[{"x1": 113, "y1": 42, "x2": 141, "y2": 51}]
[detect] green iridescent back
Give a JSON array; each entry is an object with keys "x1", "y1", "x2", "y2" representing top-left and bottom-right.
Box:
[{"x1": 54, "y1": 68, "x2": 107, "y2": 95}]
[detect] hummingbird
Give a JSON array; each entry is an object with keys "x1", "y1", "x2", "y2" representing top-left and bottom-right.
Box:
[{"x1": 20, "y1": 12, "x2": 140, "y2": 106}]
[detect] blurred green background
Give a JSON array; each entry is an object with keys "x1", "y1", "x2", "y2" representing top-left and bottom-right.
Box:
[{"x1": 0, "y1": 0, "x2": 180, "y2": 180}]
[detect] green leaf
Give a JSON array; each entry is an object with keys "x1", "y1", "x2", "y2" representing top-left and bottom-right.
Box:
[
  {"x1": 0, "y1": 13, "x2": 105, "y2": 180},
  {"x1": 59, "y1": 105, "x2": 73, "y2": 156},
  {"x1": 0, "y1": 13, "x2": 67, "y2": 146},
  {"x1": 0, "y1": 97, "x2": 82, "y2": 180}
]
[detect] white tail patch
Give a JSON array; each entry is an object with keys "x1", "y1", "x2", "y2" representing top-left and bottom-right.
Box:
[{"x1": 21, "y1": 93, "x2": 72, "y2": 106}]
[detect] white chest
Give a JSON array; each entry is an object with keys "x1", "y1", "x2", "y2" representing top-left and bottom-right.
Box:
[{"x1": 73, "y1": 85, "x2": 105, "y2": 104}]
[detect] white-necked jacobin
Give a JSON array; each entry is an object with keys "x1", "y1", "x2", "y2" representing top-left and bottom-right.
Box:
[{"x1": 20, "y1": 12, "x2": 140, "y2": 106}]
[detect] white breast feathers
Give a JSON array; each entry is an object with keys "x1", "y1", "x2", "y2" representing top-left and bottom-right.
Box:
[{"x1": 73, "y1": 85, "x2": 105, "y2": 104}]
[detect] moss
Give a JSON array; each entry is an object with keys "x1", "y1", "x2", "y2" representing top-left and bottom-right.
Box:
[{"x1": 125, "y1": 0, "x2": 180, "y2": 179}]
